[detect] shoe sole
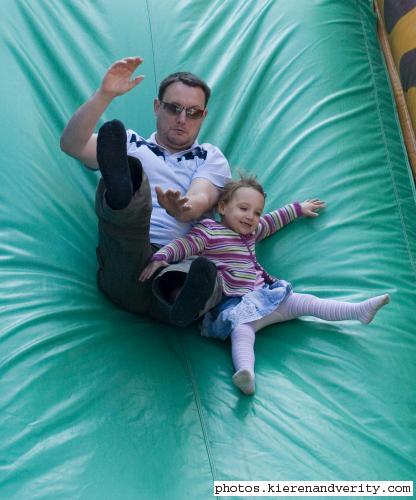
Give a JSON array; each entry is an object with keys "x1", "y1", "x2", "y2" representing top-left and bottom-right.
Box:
[{"x1": 170, "y1": 257, "x2": 217, "y2": 326}]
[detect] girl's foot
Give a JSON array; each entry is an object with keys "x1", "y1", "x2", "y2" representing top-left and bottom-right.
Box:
[
  {"x1": 359, "y1": 294, "x2": 390, "y2": 324},
  {"x1": 232, "y1": 369, "x2": 255, "y2": 395}
]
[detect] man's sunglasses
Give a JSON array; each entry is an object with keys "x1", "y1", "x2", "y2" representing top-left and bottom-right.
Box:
[{"x1": 160, "y1": 101, "x2": 205, "y2": 120}]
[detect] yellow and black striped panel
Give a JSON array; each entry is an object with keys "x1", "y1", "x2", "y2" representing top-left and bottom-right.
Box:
[{"x1": 377, "y1": 0, "x2": 416, "y2": 131}]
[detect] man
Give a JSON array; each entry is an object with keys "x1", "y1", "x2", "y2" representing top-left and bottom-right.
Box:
[{"x1": 60, "y1": 56, "x2": 231, "y2": 326}]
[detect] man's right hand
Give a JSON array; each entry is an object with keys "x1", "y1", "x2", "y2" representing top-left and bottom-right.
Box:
[
  {"x1": 100, "y1": 57, "x2": 145, "y2": 100},
  {"x1": 60, "y1": 56, "x2": 144, "y2": 169}
]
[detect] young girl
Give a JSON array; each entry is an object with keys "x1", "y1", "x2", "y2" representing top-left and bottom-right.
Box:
[{"x1": 140, "y1": 175, "x2": 390, "y2": 395}]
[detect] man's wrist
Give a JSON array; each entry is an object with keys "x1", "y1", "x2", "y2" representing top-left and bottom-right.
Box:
[{"x1": 96, "y1": 88, "x2": 115, "y2": 104}]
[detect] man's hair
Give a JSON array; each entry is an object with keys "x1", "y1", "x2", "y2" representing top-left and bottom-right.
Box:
[
  {"x1": 158, "y1": 72, "x2": 211, "y2": 107},
  {"x1": 218, "y1": 173, "x2": 266, "y2": 206}
]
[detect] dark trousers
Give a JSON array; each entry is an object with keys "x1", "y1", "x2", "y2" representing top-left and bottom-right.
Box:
[{"x1": 94, "y1": 171, "x2": 222, "y2": 324}]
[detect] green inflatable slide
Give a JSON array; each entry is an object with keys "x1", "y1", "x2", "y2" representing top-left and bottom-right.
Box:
[{"x1": 1, "y1": 1, "x2": 415, "y2": 498}]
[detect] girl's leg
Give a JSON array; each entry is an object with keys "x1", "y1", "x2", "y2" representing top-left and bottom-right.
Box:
[
  {"x1": 250, "y1": 292, "x2": 390, "y2": 332},
  {"x1": 230, "y1": 324, "x2": 256, "y2": 395}
]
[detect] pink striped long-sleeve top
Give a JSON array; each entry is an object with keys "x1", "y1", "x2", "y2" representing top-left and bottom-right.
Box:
[{"x1": 151, "y1": 202, "x2": 302, "y2": 296}]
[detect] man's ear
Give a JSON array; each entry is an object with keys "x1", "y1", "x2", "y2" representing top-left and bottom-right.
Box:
[{"x1": 154, "y1": 99, "x2": 160, "y2": 114}]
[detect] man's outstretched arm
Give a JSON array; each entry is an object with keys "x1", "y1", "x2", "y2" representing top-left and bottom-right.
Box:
[
  {"x1": 60, "y1": 56, "x2": 144, "y2": 169},
  {"x1": 156, "y1": 178, "x2": 221, "y2": 223}
]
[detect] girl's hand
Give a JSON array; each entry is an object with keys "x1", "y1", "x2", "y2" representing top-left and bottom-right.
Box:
[
  {"x1": 300, "y1": 199, "x2": 325, "y2": 217},
  {"x1": 139, "y1": 259, "x2": 169, "y2": 282}
]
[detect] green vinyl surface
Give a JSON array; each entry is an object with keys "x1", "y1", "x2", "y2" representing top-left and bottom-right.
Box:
[{"x1": 1, "y1": 1, "x2": 415, "y2": 498}]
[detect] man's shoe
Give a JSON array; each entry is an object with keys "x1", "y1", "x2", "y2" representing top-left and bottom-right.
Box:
[{"x1": 170, "y1": 257, "x2": 217, "y2": 326}]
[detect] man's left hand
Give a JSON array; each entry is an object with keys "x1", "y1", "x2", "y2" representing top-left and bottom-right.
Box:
[{"x1": 155, "y1": 186, "x2": 192, "y2": 220}]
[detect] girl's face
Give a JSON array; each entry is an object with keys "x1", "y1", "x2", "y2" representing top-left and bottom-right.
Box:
[{"x1": 218, "y1": 187, "x2": 265, "y2": 235}]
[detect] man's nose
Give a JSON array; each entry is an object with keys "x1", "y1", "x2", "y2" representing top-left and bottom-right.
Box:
[{"x1": 176, "y1": 109, "x2": 187, "y2": 123}]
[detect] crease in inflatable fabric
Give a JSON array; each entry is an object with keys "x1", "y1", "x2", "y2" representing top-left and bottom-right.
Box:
[
  {"x1": 144, "y1": 2, "x2": 220, "y2": 486},
  {"x1": 358, "y1": 0, "x2": 416, "y2": 277},
  {"x1": 178, "y1": 338, "x2": 218, "y2": 484},
  {"x1": 144, "y1": 0, "x2": 159, "y2": 98}
]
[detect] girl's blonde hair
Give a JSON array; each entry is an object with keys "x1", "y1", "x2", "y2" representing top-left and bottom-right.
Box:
[{"x1": 218, "y1": 173, "x2": 266, "y2": 206}]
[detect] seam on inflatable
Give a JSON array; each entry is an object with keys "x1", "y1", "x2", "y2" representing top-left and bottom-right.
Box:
[
  {"x1": 358, "y1": 0, "x2": 416, "y2": 276},
  {"x1": 180, "y1": 339, "x2": 218, "y2": 484},
  {"x1": 144, "y1": 0, "x2": 159, "y2": 97},
  {"x1": 144, "y1": 0, "x2": 219, "y2": 486}
]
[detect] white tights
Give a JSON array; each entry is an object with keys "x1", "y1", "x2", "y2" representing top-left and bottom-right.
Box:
[{"x1": 231, "y1": 292, "x2": 389, "y2": 395}]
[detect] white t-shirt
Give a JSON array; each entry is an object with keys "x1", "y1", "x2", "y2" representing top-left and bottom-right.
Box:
[{"x1": 126, "y1": 130, "x2": 231, "y2": 246}]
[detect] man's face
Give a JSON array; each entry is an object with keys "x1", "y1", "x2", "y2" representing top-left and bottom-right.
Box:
[{"x1": 154, "y1": 82, "x2": 207, "y2": 152}]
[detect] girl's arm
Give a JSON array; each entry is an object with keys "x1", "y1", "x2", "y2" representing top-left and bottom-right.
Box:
[
  {"x1": 139, "y1": 224, "x2": 208, "y2": 281},
  {"x1": 256, "y1": 199, "x2": 325, "y2": 241}
]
